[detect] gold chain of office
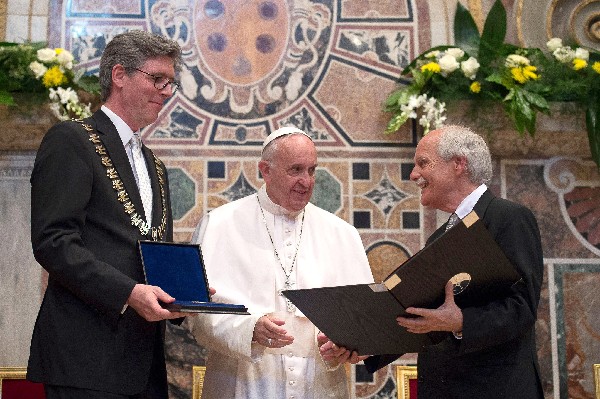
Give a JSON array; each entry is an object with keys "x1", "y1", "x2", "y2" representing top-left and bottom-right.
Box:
[{"x1": 76, "y1": 119, "x2": 167, "y2": 241}]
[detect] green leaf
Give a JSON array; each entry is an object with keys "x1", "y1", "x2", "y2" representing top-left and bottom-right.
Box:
[
  {"x1": 585, "y1": 101, "x2": 600, "y2": 168},
  {"x1": 454, "y1": 2, "x2": 480, "y2": 57},
  {"x1": 479, "y1": 0, "x2": 507, "y2": 65},
  {"x1": 522, "y1": 90, "x2": 549, "y2": 113},
  {"x1": 0, "y1": 90, "x2": 15, "y2": 105},
  {"x1": 385, "y1": 113, "x2": 410, "y2": 134}
]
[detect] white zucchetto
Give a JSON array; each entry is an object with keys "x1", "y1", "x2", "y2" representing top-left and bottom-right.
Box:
[{"x1": 262, "y1": 126, "x2": 313, "y2": 152}]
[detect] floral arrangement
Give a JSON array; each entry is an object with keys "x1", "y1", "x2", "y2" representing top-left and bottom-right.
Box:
[
  {"x1": 384, "y1": 0, "x2": 600, "y2": 168},
  {"x1": 0, "y1": 42, "x2": 99, "y2": 120}
]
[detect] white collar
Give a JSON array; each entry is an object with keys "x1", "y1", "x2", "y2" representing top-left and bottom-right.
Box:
[
  {"x1": 455, "y1": 184, "x2": 487, "y2": 219},
  {"x1": 101, "y1": 105, "x2": 136, "y2": 147},
  {"x1": 257, "y1": 185, "x2": 304, "y2": 219}
]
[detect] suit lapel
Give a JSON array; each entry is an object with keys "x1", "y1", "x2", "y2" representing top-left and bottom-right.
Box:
[
  {"x1": 426, "y1": 190, "x2": 496, "y2": 245},
  {"x1": 473, "y1": 189, "x2": 495, "y2": 221},
  {"x1": 90, "y1": 110, "x2": 146, "y2": 221}
]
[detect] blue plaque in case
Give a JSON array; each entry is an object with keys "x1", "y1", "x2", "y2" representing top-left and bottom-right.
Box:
[{"x1": 139, "y1": 240, "x2": 249, "y2": 314}]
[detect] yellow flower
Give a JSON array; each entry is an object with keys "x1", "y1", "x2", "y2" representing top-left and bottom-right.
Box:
[
  {"x1": 420, "y1": 62, "x2": 441, "y2": 74},
  {"x1": 42, "y1": 65, "x2": 68, "y2": 88},
  {"x1": 593, "y1": 61, "x2": 600, "y2": 74},
  {"x1": 573, "y1": 58, "x2": 587, "y2": 70},
  {"x1": 523, "y1": 65, "x2": 539, "y2": 80},
  {"x1": 511, "y1": 65, "x2": 539, "y2": 84},
  {"x1": 469, "y1": 81, "x2": 481, "y2": 93},
  {"x1": 510, "y1": 67, "x2": 526, "y2": 84},
  {"x1": 55, "y1": 47, "x2": 65, "y2": 55}
]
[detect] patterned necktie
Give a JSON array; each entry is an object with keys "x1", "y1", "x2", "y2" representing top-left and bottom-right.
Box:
[
  {"x1": 130, "y1": 133, "x2": 153, "y2": 223},
  {"x1": 445, "y1": 213, "x2": 459, "y2": 232}
]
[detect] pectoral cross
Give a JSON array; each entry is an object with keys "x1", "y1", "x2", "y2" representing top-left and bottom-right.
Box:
[{"x1": 278, "y1": 280, "x2": 296, "y2": 312}]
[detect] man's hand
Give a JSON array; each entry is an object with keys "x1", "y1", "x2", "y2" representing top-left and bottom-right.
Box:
[
  {"x1": 396, "y1": 281, "x2": 463, "y2": 334},
  {"x1": 252, "y1": 314, "x2": 294, "y2": 348},
  {"x1": 126, "y1": 284, "x2": 187, "y2": 321},
  {"x1": 317, "y1": 333, "x2": 367, "y2": 365}
]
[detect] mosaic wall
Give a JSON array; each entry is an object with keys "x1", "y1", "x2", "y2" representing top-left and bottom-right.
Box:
[{"x1": 1, "y1": 0, "x2": 599, "y2": 398}]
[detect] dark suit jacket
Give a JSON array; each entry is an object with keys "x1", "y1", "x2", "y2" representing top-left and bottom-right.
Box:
[
  {"x1": 365, "y1": 190, "x2": 544, "y2": 399},
  {"x1": 27, "y1": 110, "x2": 173, "y2": 395}
]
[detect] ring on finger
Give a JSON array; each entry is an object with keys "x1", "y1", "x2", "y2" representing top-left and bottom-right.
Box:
[{"x1": 267, "y1": 338, "x2": 272, "y2": 346}]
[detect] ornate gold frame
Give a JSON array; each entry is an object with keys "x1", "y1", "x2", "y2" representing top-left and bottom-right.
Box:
[
  {"x1": 192, "y1": 365, "x2": 206, "y2": 399},
  {"x1": 0, "y1": 367, "x2": 28, "y2": 394},
  {"x1": 594, "y1": 364, "x2": 600, "y2": 399},
  {"x1": 396, "y1": 365, "x2": 417, "y2": 399}
]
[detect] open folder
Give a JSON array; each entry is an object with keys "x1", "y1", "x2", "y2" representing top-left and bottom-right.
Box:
[
  {"x1": 282, "y1": 211, "x2": 522, "y2": 355},
  {"x1": 139, "y1": 241, "x2": 249, "y2": 314}
]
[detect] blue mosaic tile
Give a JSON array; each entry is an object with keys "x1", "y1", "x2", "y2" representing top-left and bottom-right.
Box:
[
  {"x1": 401, "y1": 162, "x2": 414, "y2": 181},
  {"x1": 402, "y1": 211, "x2": 420, "y2": 229},
  {"x1": 352, "y1": 162, "x2": 370, "y2": 180},
  {"x1": 207, "y1": 161, "x2": 225, "y2": 179},
  {"x1": 355, "y1": 364, "x2": 374, "y2": 383},
  {"x1": 353, "y1": 211, "x2": 371, "y2": 229}
]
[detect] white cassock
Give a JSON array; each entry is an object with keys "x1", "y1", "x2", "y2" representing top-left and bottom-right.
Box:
[{"x1": 186, "y1": 185, "x2": 374, "y2": 399}]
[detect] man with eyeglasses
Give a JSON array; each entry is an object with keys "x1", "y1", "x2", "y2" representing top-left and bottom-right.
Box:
[{"x1": 27, "y1": 30, "x2": 189, "y2": 399}]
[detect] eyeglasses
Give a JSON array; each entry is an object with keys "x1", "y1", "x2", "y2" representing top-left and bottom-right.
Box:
[{"x1": 134, "y1": 68, "x2": 180, "y2": 94}]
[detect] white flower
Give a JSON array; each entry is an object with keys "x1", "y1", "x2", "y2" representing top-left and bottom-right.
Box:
[
  {"x1": 445, "y1": 48, "x2": 465, "y2": 59},
  {"x1": 505, "y1": 54, "x2": 530, "y2": 68},
  {"x1": 438, "y1": 54, "x2": 460, "y2": 75},
  {"x1": 36, "y1": 48, "x2": 56, "y2": 62},
  {"x1": 425, "y1": 50, "x2": 440, "y2": 58},
  {"x1": 546, "y1": 38, "x2": 563, "y2": 52},
  {"x1": 54, "y1": 87, "x2": 78, "y2": 104},
  {"x1": 29, "y1": 61, "x2": 48, "y2": 79},
  {"x1": 460, "y1": 57, "x2": 480, "y2": 80},
  {"x1": 575, "y1": 48, "x2": 589, "y2": 61},
  {"x1": 553, "y1": 47, "x2": 575, "y2": 63},
  {"x1": 48, "y1": 101, "x2": 66, "y2": 120},
  {"x1": 56, "y1": 50, "x2": 74, "y2": 69}
]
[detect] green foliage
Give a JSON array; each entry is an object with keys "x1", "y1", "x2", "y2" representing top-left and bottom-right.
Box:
[
  {"x1": 383, "y1": 0, "x2": 600, "y2": 168},
  {"x1": 0, "y1": 42, "x2": 46, "y2": 103},
  {"x1": 0, "y1": 41, "x2": 99, "y2": 119},
  {"x1": 453, "y1": 2, "x2": 479, "y2": 57}
]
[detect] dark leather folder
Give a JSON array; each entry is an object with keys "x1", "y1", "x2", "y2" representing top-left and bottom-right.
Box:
[
  {"x1": 282, "y1": 211, "x2": 522, "y2": 355},
  {"x1": 138, "y1": 241, "x2": 249, "y2": 314}
]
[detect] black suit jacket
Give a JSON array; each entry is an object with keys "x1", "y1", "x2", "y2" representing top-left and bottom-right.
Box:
[
  {"x1": 365, "y1": 190, "x2": 544, "y2": 399},
  {"x1": 27, "y1": 110, "x2": 173, "y2": 395}
]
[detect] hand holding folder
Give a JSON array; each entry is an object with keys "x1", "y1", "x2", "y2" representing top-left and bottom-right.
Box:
[{"x1": 282, "y1": 211, "x2": 522, "y2": 355}]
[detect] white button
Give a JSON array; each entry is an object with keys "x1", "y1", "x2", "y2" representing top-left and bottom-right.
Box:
[
  {"x1": 290, "y1": 396, "x2": 295, "y2": 399},
  {"x1": 288, "y1": 352, "x2": 294, "y2": 357},
  {"x1": 286, "y1": 241, "x2": 292, "y2": 246},
  {"x1": 289, "y1": 380, "x2": 295, "y2": 386},
  {"x1": 285, "y1": 228, "x2": 291, "y2": 233},
  {"x1": 289, "y1": 366, "x2": 294, "y2": 371}
]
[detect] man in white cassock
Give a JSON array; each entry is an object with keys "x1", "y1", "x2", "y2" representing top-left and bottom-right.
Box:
[{"x1": 185, "y1": 126, "x2": 374, "y2": 399}]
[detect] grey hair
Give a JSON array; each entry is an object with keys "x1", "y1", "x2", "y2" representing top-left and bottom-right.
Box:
[
  {"x1": 99, "y1": 30, "x2": 182, "y2": 101},
  {"x1": 436, "y1": 125, "x2": 493, "y2": 185}
]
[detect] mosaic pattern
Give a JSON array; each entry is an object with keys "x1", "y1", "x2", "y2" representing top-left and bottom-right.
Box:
[
  {"x1": 552, "y1": 263, "x2": 600, "y2": 399},
  {"x1": 544, "y1": 157, "x2": 600, "y2": 257},
  {"x1": 57, "y1": 0, "x2": 420, "y2": 150}
]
